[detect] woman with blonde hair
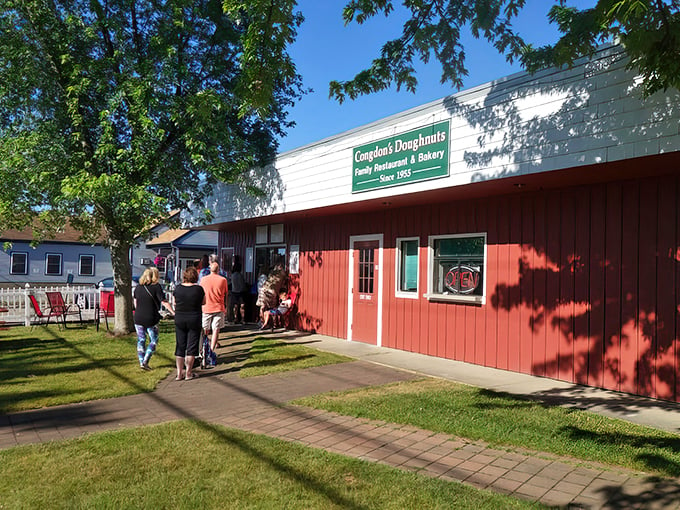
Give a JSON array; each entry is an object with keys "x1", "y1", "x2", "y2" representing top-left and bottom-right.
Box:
[{"x1": 134, "y1": 267, "x2": 174, "y2": 370}]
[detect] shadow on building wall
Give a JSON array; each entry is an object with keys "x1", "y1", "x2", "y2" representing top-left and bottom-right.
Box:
[{"x1": 440, "y1": 48, "x2": 680, "y2": 400}]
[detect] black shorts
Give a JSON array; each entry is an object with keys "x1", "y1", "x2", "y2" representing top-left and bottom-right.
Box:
[
  {"x1": 174, "y1": 315, "x2": 202, "y2": 357},
  {"x1": 230, "y1": 292, "x2": 246, "y2": 306}
]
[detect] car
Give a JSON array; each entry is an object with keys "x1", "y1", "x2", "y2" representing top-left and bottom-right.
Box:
[{"x1": 95, "y1": 275, "x2": 140, "y2": 291}]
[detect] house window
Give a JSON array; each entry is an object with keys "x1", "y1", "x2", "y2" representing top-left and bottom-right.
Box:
[
  {"x1": 255, "y1": 246, "x2": 286, "y2": 274},
  {"x1": 10, "y1": 252, "x2": 28, "y2": 275},
  {"x1": 79, "y1": 255, "x2": 95, "y2": 276},
  {"x1": 396, "y1": 237, "x2": 419, "y2": 298},
  {"x1": 270, "y1": 223, "x2": 284, "y2": 243},
  {"x1": 427, "y1": 233, "x2": 486, "y2": 303},
  {"x1": 45, "y1": 253, "x2": 63, "y2": 276}
]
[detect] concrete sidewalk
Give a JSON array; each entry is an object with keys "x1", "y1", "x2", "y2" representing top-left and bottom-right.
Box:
[{"x1": 1, "y1": 326, "x2": 679, "y2": 509}]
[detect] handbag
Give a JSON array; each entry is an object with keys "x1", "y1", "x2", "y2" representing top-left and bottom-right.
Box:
[{"x1": 142, "y1": 285, "x2": 166, "y2": 320}]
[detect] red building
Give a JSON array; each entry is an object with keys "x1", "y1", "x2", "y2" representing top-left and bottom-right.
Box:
[{"x1": 205, "y1": 46, "x2": 680, "y2": 403}]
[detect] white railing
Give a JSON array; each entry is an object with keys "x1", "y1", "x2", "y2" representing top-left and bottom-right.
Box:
[
  {"x1": 0, "y1": 284, "x2": 175, "y2": 327},
  {"x1": 0, "y1": 284, "x2": 99, "y2": 326}
]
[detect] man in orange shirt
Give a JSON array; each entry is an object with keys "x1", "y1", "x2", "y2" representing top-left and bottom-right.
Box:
[{"x1": 200, "y1": 262, "x2": 229, "y2": 360}]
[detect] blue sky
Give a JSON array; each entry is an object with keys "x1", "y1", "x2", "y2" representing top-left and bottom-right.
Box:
[{"x1": 277, "y1": 0, "x2": 596, "y2": 153}]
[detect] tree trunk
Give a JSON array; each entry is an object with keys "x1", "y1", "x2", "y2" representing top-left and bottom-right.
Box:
[{"x1": 109, "y1": 240, "x2": 135, "y2": 335}]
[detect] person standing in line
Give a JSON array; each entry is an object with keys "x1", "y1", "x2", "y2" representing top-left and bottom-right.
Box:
[
  {"x1": 199, "y1": 253, "x2": 227, "y2": 283},
  {"x1": 173, "y1": 266, "x2": 205, "y2": 380},
  {"x1": 200, "y1": 261, "x2": 229, "y2": 361},
  {"x1": 254, "y1": 264, "x2": 268, "y2": 325},
  {"x1": 134, "y1": 267, "x2": 174, "y2": 370},
  {"x1": 230, "y1": 261, "x2": 247, "y2": 324},
  {"x1": 197, "y1": 254, "x2": 210, "y2": 281},
  {"x1": 256, "y1": 258, "x2": 286, "y2": 322}
]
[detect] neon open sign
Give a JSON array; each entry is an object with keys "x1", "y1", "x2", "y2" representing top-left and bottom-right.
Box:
[{"x1": 444, "y1": 264, "x2": 480, "y2": 294}]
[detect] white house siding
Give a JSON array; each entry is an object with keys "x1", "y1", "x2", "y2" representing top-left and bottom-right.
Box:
[{"x1": 208, "y1": 45, "x2": 680, "y2": 224}]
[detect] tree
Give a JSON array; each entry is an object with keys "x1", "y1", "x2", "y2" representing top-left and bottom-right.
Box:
[
  {"x1": 0, "y1": 0, "x2": 303, "y2": 334},
  {"x1": 329, "y1": 0, "x2": 680, "y2": 101}
]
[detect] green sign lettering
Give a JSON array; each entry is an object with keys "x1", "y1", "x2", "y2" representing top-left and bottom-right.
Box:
[{"x1": 352, "y1": 120, "x2": 450, "y2": 193}]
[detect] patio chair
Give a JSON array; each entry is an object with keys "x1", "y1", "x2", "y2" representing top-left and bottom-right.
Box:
[
  {"x1": 96, "y1": 290, "x2": 115, "y2": 332},
  {"x1": 45, "y1": 291, "x2": 83, "y2": 328},
  {"x1": 273, "y1": 286, "x2": 299, "y2": 331},
  {"x1": 28, "y1": 294, "x2": 60, "y2": 327}
]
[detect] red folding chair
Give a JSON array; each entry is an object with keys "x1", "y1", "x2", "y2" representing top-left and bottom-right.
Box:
[
  {"x1": 28, "y1": 295, "x2": 54, "y2": 327},
  {"x1": 274, "y1": 287, "x2": 299, "y2": 330},
  {"x1": 96, "y1": 291, "x2": 115, "y2": 331},
  {"x1": 45, "y1": 291, "x2": 83, "y2": 328}
]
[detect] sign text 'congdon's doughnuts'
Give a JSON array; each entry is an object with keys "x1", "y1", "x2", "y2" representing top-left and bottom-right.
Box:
[{"x1": 352, "y1": 120, "x2": 450, "y2": 193}]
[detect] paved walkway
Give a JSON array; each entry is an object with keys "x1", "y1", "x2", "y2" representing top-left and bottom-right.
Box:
[{"x1": 1, "y1": 326, "x2": 679, "y2": 509}]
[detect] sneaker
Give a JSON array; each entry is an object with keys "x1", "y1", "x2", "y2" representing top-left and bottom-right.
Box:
[{"x1": 140, "y1": 363, "x2": 152, "y2": 371}]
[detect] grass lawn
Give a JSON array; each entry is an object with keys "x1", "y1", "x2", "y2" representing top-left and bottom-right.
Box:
[
  {"x1": 237, "y1": 338, "x2": 353, "y2": 377},
  {"x1": 293, "y1": 378, "x2": 680, "y2": 478},
  {"x1": 0, "y1": 420, "x2": 544, "y2": 510},
  {"x1": 0, "y1": 323, "x2": 176, "y2": 413},
  {"x1": 0, "y1": 327, "x2": 352, "y2": 413}
]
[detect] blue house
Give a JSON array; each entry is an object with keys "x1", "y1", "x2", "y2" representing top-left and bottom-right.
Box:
[{"x1": 0, "y1": 224, "x2": 112, "y2": 287}]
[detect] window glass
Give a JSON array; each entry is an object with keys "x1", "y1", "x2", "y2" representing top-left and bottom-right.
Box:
[
  {"x1": 397, "y1": 239, "x2": 418, "y2": 293},
  {"x1": 255, "y1": 246, "x2": 286, "y2": 274},
  {"x1": 79, "y1": 255, "x2": 95, "y2": 276},
  {"x1": 358, "y1": 247, "x2": 374, "y2": 293},
  {"x1": 431, "y1": 234, "x2": 485, "y2": 299},
  {"x1": 10, "y1": 252, "x2": 28, "y2": 275},
  {"x1": 45, "y1": 253, "x2": 62, "y2": 275}
]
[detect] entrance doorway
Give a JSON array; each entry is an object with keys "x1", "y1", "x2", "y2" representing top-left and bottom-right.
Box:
[{"x1": 348, "y1": 234, "x2": 383, "y2": 345}]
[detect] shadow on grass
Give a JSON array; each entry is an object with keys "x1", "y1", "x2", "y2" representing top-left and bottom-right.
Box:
[
  {"x1": 0, "y1": 326, "x2": 369, "y2": 509},
  {"x1": 456, "y1": 388, "x2": 680, "y2": 477},
  {"x1": 239, "y1": 354, "x2": 316, "y2": 373},
  {"x1": 563, "y1": 425, "x2": 680, "y2": 477},
  {"x1": 4, "y1": 324, "x2": 680, "y2": 508},
  {"x1": 0, "y1": 357, "x2": 137, "y2": 381}
]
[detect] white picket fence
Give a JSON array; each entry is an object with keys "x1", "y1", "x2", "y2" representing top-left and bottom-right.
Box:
[
  {"x1": 0, "y1": 284, "x2": 100, "y2": 326},
  {"x1": 0, "y1": 283, "x2": 175, "y2": 327}
]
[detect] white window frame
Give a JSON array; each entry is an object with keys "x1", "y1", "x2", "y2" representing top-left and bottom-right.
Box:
[
  {"x1": 395, "y1": 237, "x2": 419, "y2": 299},
  {"x1": 10, "y1": 252, "x2": 28, "y2": 275},
  {"x1": 45, "y1": 253, "x2": 63, "y2": 276},
  {"x1": 255, "y1": 225, "x2": 268, "y2": 244},
  {"x1": 270, "y1": 223, "x2": 284, "y2": 243},
  {"x1": 426, "y1": 232, "x2": 487, "y2": 305},
  {"x1": 79, "y1": 254, "x2": 95, "y2": 276}
]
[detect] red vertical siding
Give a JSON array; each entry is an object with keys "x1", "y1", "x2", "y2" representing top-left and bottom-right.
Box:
[
  {"x1": 507, "y1": 197, "x2": 522, "y2": 372},
  {"x1": 519, "y1": 198, "x2": 534, "y2": 374},
  {"x1": 532, "y1": 196, "x2": 547, "y2": 377},
  {"x1": 656, "y1": 177, "x2": 676, "y2": 400},
  {"x1": 620, "y1": 182, "x2": 639, "y2": 395},
  {"x1": 589, "y1": 186, "x2": 607, "y2": 389},
  {"x1": 559, "y1": 191, "x2": 575, "y2": 383},
  {"x1": 217, "y1": 171, "x2": 680, "y2": 403},
  {"x1": 496, "y1": 198, "x2": 511, "y2": 370},
  {"x1": 638, "y1": 181, "x2": 658, "y2": 398},
  {"x1": 485, "y1": 200, "x2": 499, "y2": 367},
  {"x1": 474, "y1": 205, "x2": 487, "y2": 366},
  {"x1": 435, "y1": 205, "x2": 448, "y2": 359},
  {"x1": 573, "y1": 189, "x2": 591, "y2": 385},
  {"x1": 604, "y1": 183, "x2": 623, "y2": 392},
  {"x1": 545, "y1": 192, "x2": 561, "y2": 379},
  {"x1": 463, "y1": 205, "x2": 477, "y2": 364},
  {"x1": 676, "y1": 189, "x2": 680, "y2": 403}
]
